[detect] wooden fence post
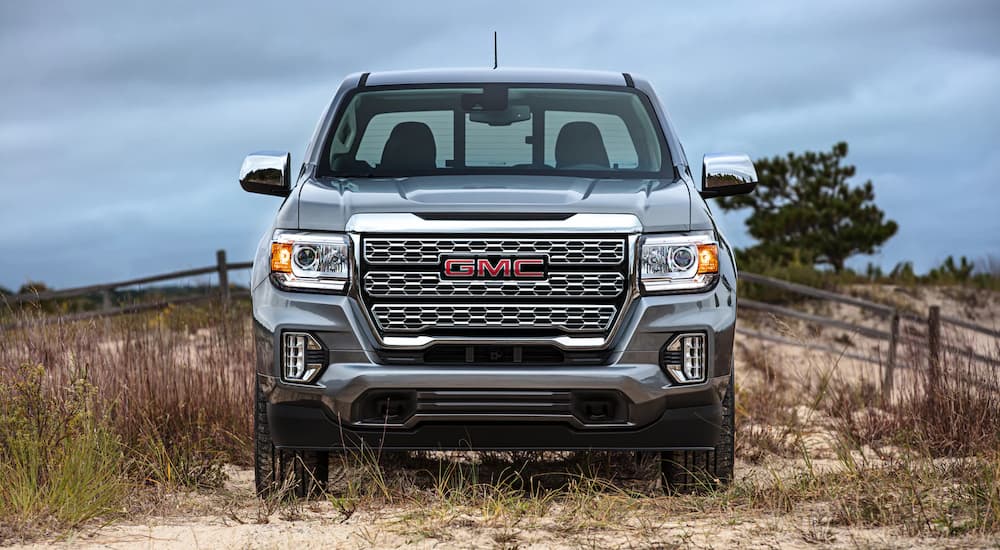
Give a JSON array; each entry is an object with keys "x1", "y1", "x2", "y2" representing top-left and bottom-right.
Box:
[
  {"x1": 928, "y1": 305, "x2": 941, "y2": 381},
  {"x1": 216, "y1": 249, "x2": 229, "y2": 304},
  {"x1": 882, "y1": 310, "x2": 900, "y2": 401},
  {"x1": 101, "y1": 289, "x2": 113, "y2": 311}
]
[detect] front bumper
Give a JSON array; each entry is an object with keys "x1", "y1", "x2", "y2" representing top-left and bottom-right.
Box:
[
  {"x1": 253, "y1": 275, "x2": 736, "y2": 451},
  {"x1": 266, "y1": 397, "x2": 723, "y2": 451}
]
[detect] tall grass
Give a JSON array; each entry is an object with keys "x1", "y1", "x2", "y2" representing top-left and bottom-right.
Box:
[
  {"x1": 0, "y1": 301, "x2": 252, "y2": 536},
  {"x1": 735, "y1": 332, "x2": 1000, "y2": 538},
  {"x1": 825, "y1": 340, "x2": 1000, "y2": 457},
  {"x1": 0, "y1": 365, "x2": 128, "y2": 538},
  {"x1": 2, "y1": 302, "x2": 253, "y2": 461}
]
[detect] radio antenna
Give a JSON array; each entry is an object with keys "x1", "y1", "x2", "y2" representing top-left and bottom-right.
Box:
[{"x1": 493, "y1": 31, "x2": 498, "y2": 69}]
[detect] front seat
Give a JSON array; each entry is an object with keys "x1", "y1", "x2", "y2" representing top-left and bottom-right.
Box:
[
  {"x1": 554, "y1": 121, "x2": 610, "y2": 169},
  {"x1": 380, "y1": 121, "x2": 437, "y2": 171}
]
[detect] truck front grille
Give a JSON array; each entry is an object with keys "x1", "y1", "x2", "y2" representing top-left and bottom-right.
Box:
[{"x1": 360, "y1": 235, "x2": 629, "y2": 339}]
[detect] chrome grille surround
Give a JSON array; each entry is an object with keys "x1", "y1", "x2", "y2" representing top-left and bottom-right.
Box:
[
  {"x1": 371, "y1": 304, "x2": 617, "y2": 333},
  {"x1": 364, "y1": 271, "x2": 625, "y2": 298},
  {"x1": 364, "y1": 238, "x2": 625, "y2": 265}
]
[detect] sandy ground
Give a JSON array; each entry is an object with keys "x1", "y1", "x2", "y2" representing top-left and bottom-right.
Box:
[
  {"x1": 11, "y1": 462, "x2": 997, "y2": 550},
  {"x1": 7, "y1": 286, "x2": 998, "y2": 549}
]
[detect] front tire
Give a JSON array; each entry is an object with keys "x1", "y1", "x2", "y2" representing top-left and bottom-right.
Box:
[
  {"x1": 254, "y1": 376, "x2": 328, "y2": 498},
  {"x1": 660, "y1": 374, "x2": 735, "y2": 492}
]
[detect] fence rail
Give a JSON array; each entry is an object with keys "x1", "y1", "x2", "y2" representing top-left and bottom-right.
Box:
[
  {"x1": 739, "y1": 272, "x2": 897, "y2": 316},
  {"x1": 735, "y1": 327, "x2": 884, "y2": 365},
  {"x1": 739, "y1": 298, "x2": 891, "y2": 340},
  {"x1": 740, "y1": 271, "x2": 1000, "y2": 338},
  {"x1": 5, "y1": 250, "x2": 251, "y2": 306},
  {"x1": 1, "y1": 292, "x2": 251, "y2": 329}
]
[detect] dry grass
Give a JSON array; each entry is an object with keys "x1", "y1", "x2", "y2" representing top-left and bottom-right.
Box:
[
  {"x1": 1, "y1": 298, "x2": 998, "y2": 546},
  {"x1": 0, "y1": 301, "x2": 251, "y2": 541},
  {"x1": 1, "y1": 302, "x2": 252, "y2": 464},
  {"x1": 823, "y1": 340, "x2": 1000, "y2": 457},
  {"x1": 735, "y1": 342, "x2": 805, "y2": 461},
  {"x1": 0, "y1": 365, "x2": 129, "y2": 538}
]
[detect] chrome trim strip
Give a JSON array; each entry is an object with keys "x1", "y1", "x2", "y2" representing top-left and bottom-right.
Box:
[
  {"x1": 346, "y1": 213, "x2": 642, "y2": 234},
  {"x1": 370, "y1": 303, "x2": 618, "y2": 333},
  {"x1": 364, "y1": 237, "x2": 625, "y2": 265},
  {"x1": 379, "y1": 335, "x2": 609, "y2": 350}
]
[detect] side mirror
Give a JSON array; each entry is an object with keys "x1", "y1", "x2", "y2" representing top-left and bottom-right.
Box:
[
  {"x1": 700, "y1": 153, "x2": 757, "y2": 198},
  {"x1": 240, "y1": 151, "x2": 291, "y2": 197}
]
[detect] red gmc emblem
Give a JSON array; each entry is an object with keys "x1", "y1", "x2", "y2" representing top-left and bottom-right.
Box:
[{"x1": 442, "y1": 257, "x2": 546, "y2": 279}]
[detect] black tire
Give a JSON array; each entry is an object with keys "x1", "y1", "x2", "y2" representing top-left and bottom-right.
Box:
[
  {"x1": 254, "y1": 376, "x2": 328, "y2": 498},
  {"x1": 660, "y1": 373, "x2": 735, "y2": 492}
]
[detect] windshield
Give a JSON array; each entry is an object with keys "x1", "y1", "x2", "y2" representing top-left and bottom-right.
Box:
[{"x1": 318, "y1": 85, "x2": 671, "y2": 178}]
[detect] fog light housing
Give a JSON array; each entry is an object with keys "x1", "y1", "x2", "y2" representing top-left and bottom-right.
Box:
[
  {"x1": 660, "y1": 333, "x2": 706, "y2": 384},
  {"x1": 282, "y1": 332, "x2": 325, "y2": 383}
]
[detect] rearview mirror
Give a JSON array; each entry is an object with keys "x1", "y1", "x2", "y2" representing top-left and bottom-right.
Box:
[
  {"x1": 469, "y1": 105, "x2": 531, "y2": 126},
  {"x1": 700, "y1": 153, "x2": 757, "y2": 198},
  {"x1": 240, "y1": 151, "x2": 291, "y2": 197}
]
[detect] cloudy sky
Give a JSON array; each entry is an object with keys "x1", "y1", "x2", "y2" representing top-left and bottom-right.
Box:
[{"x1": 1, "y1": 0, "x2": 998, "y2": 290}]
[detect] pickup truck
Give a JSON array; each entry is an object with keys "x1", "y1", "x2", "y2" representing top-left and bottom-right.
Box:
[{"x1": 239, "y1": 68, "x2": 757, "y2": 496}]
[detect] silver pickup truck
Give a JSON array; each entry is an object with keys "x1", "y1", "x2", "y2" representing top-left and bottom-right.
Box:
[{"x1": 240, "y1": 68, "x2": 757, "y2": 496}]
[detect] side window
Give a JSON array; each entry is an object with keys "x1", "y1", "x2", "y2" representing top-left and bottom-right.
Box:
[
  {"x1": 356, "y1": 111, "x2": 454, "y2": 167},
  {"x1": 544, "y1": 112, "x2": 639, "y2": 169},
  {"x1": 329, "y1": 109, "x2": 356, "y2": 157}
]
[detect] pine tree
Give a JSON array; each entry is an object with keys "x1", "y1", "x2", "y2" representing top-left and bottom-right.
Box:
[{"x1": 716, "y1": 142, "x2": 897, "y2": 272}]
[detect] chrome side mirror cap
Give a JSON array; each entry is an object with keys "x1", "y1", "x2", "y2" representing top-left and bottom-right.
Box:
[
  {"x1": 240, "y1": 151, "x2": 291, "y2": 197},
  {"x1": 700, "y1": 153, "x2": 757, "y2": 198}
]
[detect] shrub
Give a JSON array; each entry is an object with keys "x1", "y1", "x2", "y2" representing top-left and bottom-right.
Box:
[{"x1": 0, "y1": 364, "x2": 129, "y2": 537}]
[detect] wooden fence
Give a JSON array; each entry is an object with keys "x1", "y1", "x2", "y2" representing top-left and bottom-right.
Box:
[
  {"x1": 736, "y1": 271, "x2": 999, "y2": 397},
  {"x1": 3, "y1": 250, "x2": 997, "y2": 398},
  {"x1": 2, "y1": 250, "x2": 251, "y2": 327}
]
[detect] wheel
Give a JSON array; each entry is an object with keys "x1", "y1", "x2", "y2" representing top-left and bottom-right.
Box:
[
  {"x1": 254, "y1": 376, "x2": 328, "y2": 498},
  {"x1": 660, "y1": 373, "x2": 734, "y2": 492}
]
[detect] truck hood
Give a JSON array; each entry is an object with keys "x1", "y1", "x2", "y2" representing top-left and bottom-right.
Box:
[{"x1": 289, "y1": 175, "x2": 712, "y2": 233}]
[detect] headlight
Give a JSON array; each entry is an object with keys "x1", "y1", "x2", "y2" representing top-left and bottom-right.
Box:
[
  {"x1": 270, "y1": 230, "x2": 349, "y2": 292},
  {"x1": 640, "y1": 232, "x2": 719, "y2": 294}
]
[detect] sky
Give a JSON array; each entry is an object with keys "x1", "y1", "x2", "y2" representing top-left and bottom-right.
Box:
[{"x1": 1, "y1": 0, "x2": 999, "y2": 290}]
